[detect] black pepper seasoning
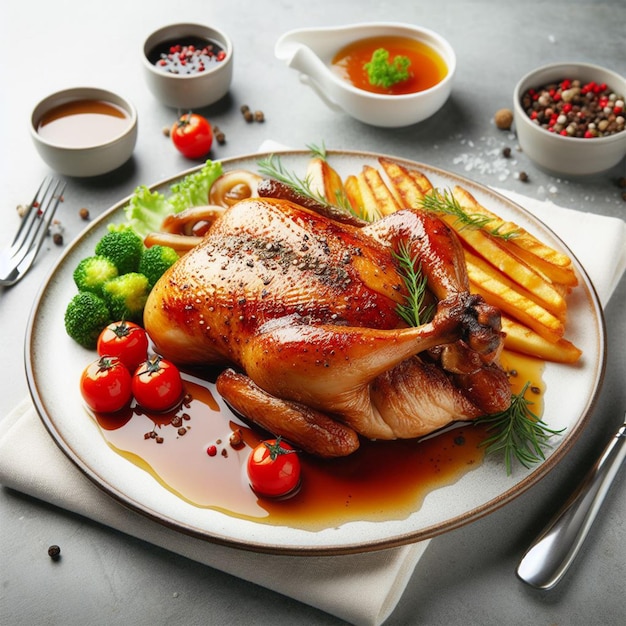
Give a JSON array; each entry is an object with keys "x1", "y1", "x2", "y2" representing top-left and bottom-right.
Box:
[{"x1": 48, "y1": 545, "x2": 61, "y2": 560}]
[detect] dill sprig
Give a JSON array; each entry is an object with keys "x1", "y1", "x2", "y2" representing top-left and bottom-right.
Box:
[
  {"x1": 392, "y1": 240, "x2": 434, "y2": 327},
  {"x1": 476, "y1": 382, "x2": 564, "y2": 475},
  {"x1": 421, "y1": 189, "x2": 519, "y2": 240}
]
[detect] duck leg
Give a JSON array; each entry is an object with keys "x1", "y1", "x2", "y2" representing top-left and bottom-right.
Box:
[{"x1": 216, "y1": 368, "x2": 360, "y2": 458}]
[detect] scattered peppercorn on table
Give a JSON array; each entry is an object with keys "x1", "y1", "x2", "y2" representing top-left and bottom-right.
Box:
[{"x1": 1, "y1": 1, "x2": 624, "y2": 625}]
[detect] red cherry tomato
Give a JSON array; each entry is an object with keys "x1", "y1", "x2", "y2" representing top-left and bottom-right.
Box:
[
  {"x1": 80, "y1": 356, "x2": 133, "y2": 413},
  {"x1": 132, "y1": 355, "x2": 184, "y2": 412},
  {"x1": 97, "y1": 321, "x2": 149, "y2": 371},
  {"x1": 170, "y1": 112, "x2": 213, "y2": 159},
  {"x1": 247, "y1": 438, "x2": 301, "y2": 498}
]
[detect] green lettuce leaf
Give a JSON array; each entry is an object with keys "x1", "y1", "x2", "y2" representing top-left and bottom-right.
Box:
[{"x1": 119, "y1": 160, "x2": 223, "y2": 239}]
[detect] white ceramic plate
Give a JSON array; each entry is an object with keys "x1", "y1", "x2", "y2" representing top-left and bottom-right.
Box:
[{"x1": 26, "y1": 150, "x2": 605, "y2": 555}]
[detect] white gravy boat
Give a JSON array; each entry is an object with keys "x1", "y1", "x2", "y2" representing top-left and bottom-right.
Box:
[{"x1": 275, "y1": 22, "x2": 456, "y2": 127}]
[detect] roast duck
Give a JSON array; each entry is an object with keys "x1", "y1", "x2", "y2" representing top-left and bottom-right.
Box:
[{"x1": 143, "y1": 175, "x2": 512, "y2": 458}]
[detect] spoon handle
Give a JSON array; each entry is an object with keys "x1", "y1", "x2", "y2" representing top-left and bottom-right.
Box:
[{"x1": 516, "y1": 414, "x2": 626, "y2": 589}]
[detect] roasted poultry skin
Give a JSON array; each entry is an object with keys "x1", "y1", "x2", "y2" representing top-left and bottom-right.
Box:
[{"x1": 143, "y1": 196, "x2": 511, "y2": 457}]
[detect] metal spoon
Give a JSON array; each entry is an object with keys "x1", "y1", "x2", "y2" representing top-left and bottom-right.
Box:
[{"x1": 517, "y1": 412, "x2": 626, "y2": 589}]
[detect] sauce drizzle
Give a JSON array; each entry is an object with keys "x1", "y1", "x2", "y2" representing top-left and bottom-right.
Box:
[{"x1": 92, "y1": 351, "x2": 544, "y2": 531}]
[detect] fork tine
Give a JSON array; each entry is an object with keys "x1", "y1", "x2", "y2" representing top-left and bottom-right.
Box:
[
  {"x1": 8, "y1": 179, "x2": 65, "y2": 270},
  {"x1": 8, "y1": 177, "x2": 53, "y2": 256}
]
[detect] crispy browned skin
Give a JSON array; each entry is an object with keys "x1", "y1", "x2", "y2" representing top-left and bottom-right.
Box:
[{"x1": 144, "y1": 197, "x2": 510, "y2": 456}]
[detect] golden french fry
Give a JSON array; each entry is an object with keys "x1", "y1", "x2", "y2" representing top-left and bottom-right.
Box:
[
  {"x1": 501, "y1": 315, "x2": 582, "y2": 363},
  {"x1": 356, "y1": 170, "x2": 383, "y2": 221},
  {"x1": 452, "y1": 186, "x2": 578, "y2": 287},
  {"x1": 378, "y1": 157, "x2": 428, "y2": 209},
  {"x1": 466, "y1": 249, "x2": 565, "y2": 343},
  {"x1": 448, "y1": 221, "x2": 567, "y2": 319},
  {"x1": 361, "y1": 165, "x2": 401, "y2": 216},
  {"x1": 507, "y1": 244, "x2": 578, "y2": 288},
  {"x1": 343, "y1": 174, "x2": 363, "y2": 214}
]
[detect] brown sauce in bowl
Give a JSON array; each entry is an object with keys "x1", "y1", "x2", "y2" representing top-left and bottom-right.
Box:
[
  {"x1": 92, "y1": 352, "x2": 544, "y2": 530},
  {"x1": 37, "y1": 100, "x2": 131, "y2": 148}
]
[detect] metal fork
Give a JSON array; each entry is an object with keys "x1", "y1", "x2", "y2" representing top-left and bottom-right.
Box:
[{"x1": 0, "y1": 177, "x2": 66, "y2": 287}]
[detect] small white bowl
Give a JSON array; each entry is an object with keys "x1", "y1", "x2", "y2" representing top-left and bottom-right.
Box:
[
  {"x1": 142, "y1": 23, "x2": 233, "y2": 109},
  {"x1": 275, "y1": 22, "x2": 456, "y2": 128},
  {"x1": 513, "y1": 62, "x2": 626, "y2": 177},
  {"x1": 30, "y1": 87, "x2": 138, "y2": 178}
]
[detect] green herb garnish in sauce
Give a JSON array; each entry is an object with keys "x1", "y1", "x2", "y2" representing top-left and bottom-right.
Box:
[{"x1": 364, "y1": 48, "x2": 411, "y2": 88}]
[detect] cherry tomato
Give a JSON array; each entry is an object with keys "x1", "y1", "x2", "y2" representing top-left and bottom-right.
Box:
[
  {"x1": 132, "y1": 355, "x2": 184, "y2": 412},
  {"x1": 80, "y1": 356, "x2": 133, "y2": 413},
  {"x1": 170, "y1": 112, "x2": 213, "y2": 159},
  {"x1": 247, "y1": 438, "x2": 301, "y2": 498},
  {"x1": 97, "y1": 321, "x2": 149, "y2": 370}
]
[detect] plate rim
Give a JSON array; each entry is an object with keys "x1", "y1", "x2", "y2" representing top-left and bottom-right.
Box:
[{"x1": 25, "y1": 149, "x2": 607, "y2": 555}]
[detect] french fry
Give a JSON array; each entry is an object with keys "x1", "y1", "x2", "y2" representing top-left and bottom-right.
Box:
[
  {"x1": 449, "y1": 223, "x2": 568, "y2": 319},
  {"x1": 361, "y1": 165, "x2": 402, "y2": 216},
  {"x1": 378, "y1": 157, "x2": 428, "y2": 208},
  {"x1": 501, "y1": 315, "x2": 582, "y2": 364},
  {"x1": 343, "y1": 174, "x2": 363, "y2": 214},
  {"x1": 506, "y1": 244, "x2": 578, "y2": 289},
  {"x1": 452, "y1": 186, "x2": 578, "y2": 287},
  {"x1": 356, "y1": 169, "x2": 383, "y2": 221},
  {"x1": 465, "y1": 249, "x2": 565, "y2": 343}
]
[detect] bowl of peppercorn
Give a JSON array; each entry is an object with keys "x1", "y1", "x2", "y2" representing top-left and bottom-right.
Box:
[
  {"x1": 513, "y1": 62, "x2": 626, "y2": 177},
  {"x1": 142, "y1": 23, "x2": 233, "y2": 109}
]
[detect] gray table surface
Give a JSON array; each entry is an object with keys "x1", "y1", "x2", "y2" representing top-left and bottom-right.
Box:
[{"x1": 1, "y1": 1, "x2": 625, "y2": 624}]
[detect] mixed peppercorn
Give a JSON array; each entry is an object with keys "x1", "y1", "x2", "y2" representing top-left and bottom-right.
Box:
[
  {"x1": 521, "y1": 79, "x2": 625, "y2": 138},
  {"x1": 149, "y1": 38, "x2": 227, "y2": 75}
]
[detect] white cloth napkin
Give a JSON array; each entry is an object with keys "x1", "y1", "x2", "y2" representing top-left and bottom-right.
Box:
[{"x1": 0, "y1": 181, "x2": 624, "y2": 625}]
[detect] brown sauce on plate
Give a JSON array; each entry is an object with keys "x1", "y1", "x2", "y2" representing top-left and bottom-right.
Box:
[
  {"x1": 331, "y1": 36, "x2": 447, "y2": 95},
  {"x1": 37, "y1": 100, "x2": 131, "y2": 148},
  {"x1": 92, "y1": 351, "x2": 544, "y2": 530}
]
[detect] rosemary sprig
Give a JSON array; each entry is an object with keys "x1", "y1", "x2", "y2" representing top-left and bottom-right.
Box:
[
  {"x1": 306, "y1": 141, "x2": 328, "y2": 160},
  {"x1": 392, "y1": 240, "x2": 434, "y2": 327},
  {"x1": 421, "y1": 189, "x2": 519, "y2": 240},
  {"x1": 257, "y1": 154, "x2": 329, "y2": 205},
  {"x1": 257, "y1": 153, "x2": 362, "y2": 219},
  {"x1": 475, "y1": 382, "x2": 564, "y2": 475}
]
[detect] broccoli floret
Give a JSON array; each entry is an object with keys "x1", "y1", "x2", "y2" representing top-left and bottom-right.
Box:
[
  {"x1": 73, "y1": 255, "x2": 119, "y2": 296},
  {"x1": 101, "y1": 273, "x2": 150, "y2": 323},
  {"x1": 138, "y1": 245, "x2": 179, "y2": 288},
  {"x1": 64, "y1": 292, "x2": 113, "y2": 349},
  {"x1": 94, "y1": 229, "x2": 144, "y2": 274}
]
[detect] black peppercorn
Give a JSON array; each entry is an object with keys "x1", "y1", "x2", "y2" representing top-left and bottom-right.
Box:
[{"x1": 48, "y1": 545, "x2": 61, "y2": 560}]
